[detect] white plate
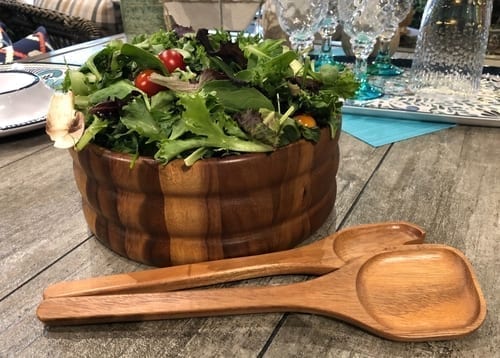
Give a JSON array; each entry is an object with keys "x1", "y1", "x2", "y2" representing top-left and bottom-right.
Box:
[{"x1": 0, "y1": 62, "x2": 78, "y2": 137}]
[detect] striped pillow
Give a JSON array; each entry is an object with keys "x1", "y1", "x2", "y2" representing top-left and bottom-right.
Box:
[{"x1": 33, "y1": 0, "x2": 123, "y2": 35}]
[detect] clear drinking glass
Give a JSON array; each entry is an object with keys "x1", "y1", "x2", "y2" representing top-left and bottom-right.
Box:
[
  {"x1": 409, "y1": 0, "x2": 493, "y2": 95},
  {"x1": 337, "y1": 0, "x2": 392, "y2": 100},
  {"x1": 275, "y1": 0, "x2": 329, "y2": 53},
  {"x1": 315, "y1": 0, "x2": 345, "y2": 70},
  {"x1": 368, "y1": 0, "x2": 413, "y2": 76}
]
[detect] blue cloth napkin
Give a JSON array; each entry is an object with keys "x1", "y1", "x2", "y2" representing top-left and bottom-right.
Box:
[{"x1": 341, "y1": 113, "x2": 456, "y2": 147}]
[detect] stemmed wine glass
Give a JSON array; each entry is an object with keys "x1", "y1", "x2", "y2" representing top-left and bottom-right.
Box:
[
  {"x1": 315, "y1": 0, "x2": 345, "y2": 70},
  {"x1": 368, "y1": 0, "x2": 413, "y2": 76},
  {"x1": 275, "y1": 0, "x2": 328, "y2": 54},
  {"x1": 337, "y1": 0, "x2": 393, "y2": 100}
]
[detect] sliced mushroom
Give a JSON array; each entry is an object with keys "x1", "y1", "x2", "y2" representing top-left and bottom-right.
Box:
[{"x1": 46, "y1": 92, "x2": 85, "y2": 149}]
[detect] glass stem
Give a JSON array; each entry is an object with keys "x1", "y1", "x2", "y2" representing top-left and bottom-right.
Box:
[
  {"x1": 321, "y1": 35, "x2": 331, "y2": 53},
  {"x1": 375, "y1": 38, "x2": 392, "y2": 65},
  {"x1": 354, "y1": 57, "x2": 369, "y2": 87}
]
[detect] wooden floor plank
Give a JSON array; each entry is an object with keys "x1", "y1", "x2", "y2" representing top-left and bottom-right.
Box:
[
  {"x1": 0, "y1": 130, "x2": 52, "y2": 168},
  {"x1": 0, "y1": 145, "x2": 88, "y2": 298}
]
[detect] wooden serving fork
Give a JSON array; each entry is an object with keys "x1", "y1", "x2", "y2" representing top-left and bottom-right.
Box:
[{"x1": 43, "y1": 221, "x2": 425, "y2": 299}]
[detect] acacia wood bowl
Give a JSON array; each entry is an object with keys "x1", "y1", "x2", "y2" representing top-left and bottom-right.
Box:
[{"x1": 69, "y1": 127, "x2": 340, "y2": 266}]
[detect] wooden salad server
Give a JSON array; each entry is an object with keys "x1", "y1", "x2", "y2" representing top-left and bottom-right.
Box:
[
  {"x1": 43, "y1": 221, "x2": 425, "y2": 299},
  {"x1": 37, "y1": 244, "x2": 487, "y2": 342}
]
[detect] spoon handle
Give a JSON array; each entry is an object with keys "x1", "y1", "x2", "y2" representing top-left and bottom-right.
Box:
[
  {"x1": 37, "y1": 258, "x2": 368, "y2": 327},
  {"x1": 42, "y1": 237, "x2": 337, "y2": 299},
  {"x1": 38, "y1": 283, "x2": 312, "y2": 326}
]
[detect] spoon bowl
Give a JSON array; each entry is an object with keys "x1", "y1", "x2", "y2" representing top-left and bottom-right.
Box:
[{"x1": 351, "y1": 246, "x2": 485, "y2": 340}]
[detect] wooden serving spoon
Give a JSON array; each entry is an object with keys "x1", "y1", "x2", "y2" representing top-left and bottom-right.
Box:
[
  {"x1": 37, "y1": 244, "x2": 486, "y2": 342},
  {"x1": 43, "y1": 221, "x2": 425, "y2": 299}
]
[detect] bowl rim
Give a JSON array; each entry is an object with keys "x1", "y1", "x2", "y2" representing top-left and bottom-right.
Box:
[{"x1": 0, "y1": 70, "x2": 40, "y2": 95}]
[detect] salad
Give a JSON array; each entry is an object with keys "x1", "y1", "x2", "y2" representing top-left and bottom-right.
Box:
[{"x1": 46, "y1": 29, "x2": 358, "y2": 166}]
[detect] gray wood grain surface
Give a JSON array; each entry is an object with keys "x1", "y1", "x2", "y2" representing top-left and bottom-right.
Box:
[
  {"x1": 1, "y1": 126, "x2": 498, "y2": 358},
  {"x1": 0, "y1": 128, "x2": 51, "y2": 167}
]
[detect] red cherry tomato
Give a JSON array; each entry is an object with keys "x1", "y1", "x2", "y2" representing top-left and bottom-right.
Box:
[
  {"x1": 159, "y1": 49, "x2": 186, "y2": 73},
  {"x1": 134, "y1": 69, "x2": 164, "y2": 96}
]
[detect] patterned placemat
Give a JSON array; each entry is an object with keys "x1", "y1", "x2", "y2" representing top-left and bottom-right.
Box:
[{"x1": 343, "y1": 65, "x2": 500, "y2": 127}]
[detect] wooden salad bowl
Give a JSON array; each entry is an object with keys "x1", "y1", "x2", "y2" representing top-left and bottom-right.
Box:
[{"x1": 69, "y1": 127, "x2": 340, "y2": 266}]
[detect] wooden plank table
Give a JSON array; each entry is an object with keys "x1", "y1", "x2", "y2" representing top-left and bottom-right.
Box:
[{"x1": 1, "y1": 37, "x2": 499, "y2": 357}]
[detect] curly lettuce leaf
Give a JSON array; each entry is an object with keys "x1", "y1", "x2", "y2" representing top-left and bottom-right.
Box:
[{"x1": 155, "y1": 93, "x2": 273, "y2": 165}]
